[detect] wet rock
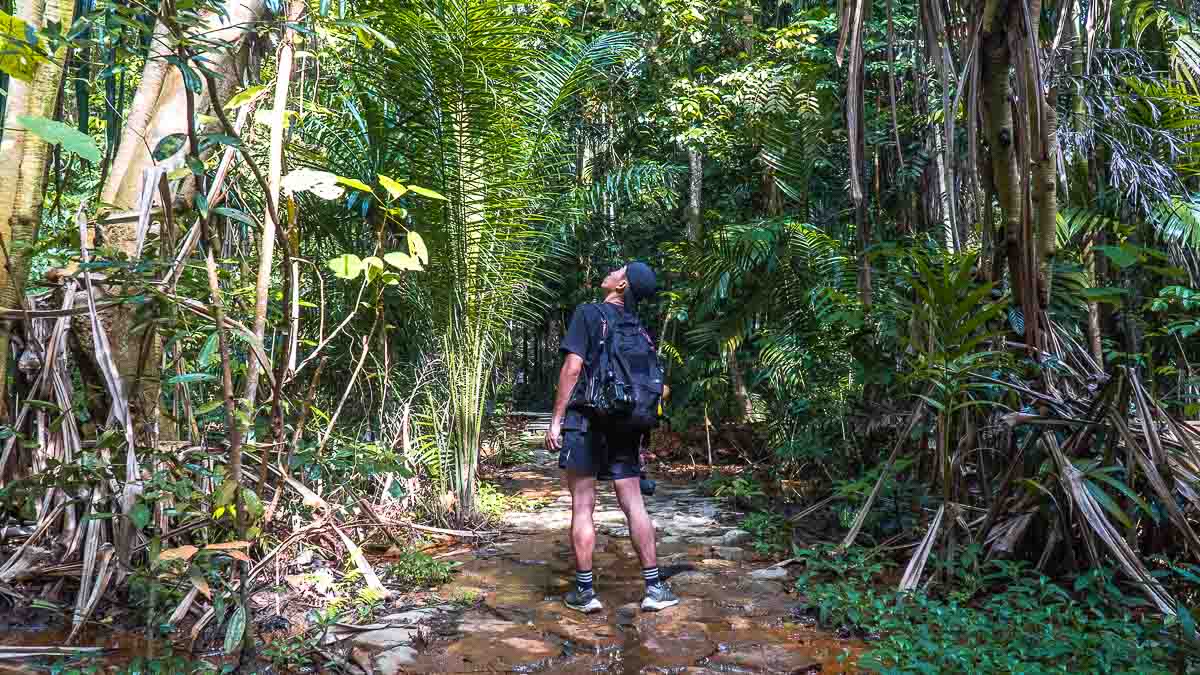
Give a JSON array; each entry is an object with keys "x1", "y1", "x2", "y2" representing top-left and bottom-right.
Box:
[
  {"x1": 713, "y1": 546, "x2": 747, "y2": 561},
  {"x1": 378, "y1": 604, "x2": 454, "y2": 625},
  {"x1": 669, "y1": 570, "x2": 714, "y2": 585},
  {"x1": 748, "y1": 566, "x2": 789, "y2": 581},
  {"x1": 711, "y1": 642, "x2": 820, "y2": 673},
  {"x1": 696, "y1": 558, "x2": 737, "y2": 571},
  {"x1": 722, "y1": 529, "x2": 753, "y2": 546},
  {"x1": 373, "y1": 645, "x2": 419, "y2": 673},
  {"x1": 543, "y1": 614, "x2": 624, "y2": 649},
  {"x1": 691, "y1": 536, "x2": 727, "y2": 547},
  {"x1": 737, "y1": 578, "x2": 785, "y2": 595},
  {"x1": 352, "y1": 626, "x2": 425, "y2": 652}
]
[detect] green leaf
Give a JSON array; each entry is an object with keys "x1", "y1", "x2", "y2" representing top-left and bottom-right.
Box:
[
  {"x1": 407, "y1": 231, "x2": 429, "y2": 265},
  {"x1": 178, "y1": 62, "x2": 202, "y2": 93},
  {"x1": 15, "y1": 116, "x2": 101, "y2": 164},
  {"x1": 383, "y1": 251, "x2": 423, "y2": 272},
  {"x1": 224, "y1": 85, "x2": 268, "y2": 110},
  {"x1": 336, "y1": 175, "x2": 374, "y2": 193},
  {"x1": 406, "y1": 185, "x2": 447, "y2": 201},
  {"x1": 224, "y1": 606, "x2": 246, "y2": 654},
  {"x1": 129, "y1": 501, "x2": 151, "y2": 530},
  {"x1": 1084, "y1": 479, "x2": 1133, "y2": 529},
  {"x1": 378, "y1": 174, "x2": 408, "y2": 199},
  {"x1": 167, "y1": 373, "x2": 218, "y2": 385},
  {"x1": 198, "y1": 332, "x2": 219, "y2": 367},
  {"x1": 186, "y1": 155, "x2": 205, "y2": 176},
  {"x1": 153, "y1": 133, "x2": 188, "y2": 161},
  {"x1": 0, "y1": 10, "x2": 44, "y2": 82},
  {"x1": 195, "y1": 192, "x2": 210, "y2": 219},
  {"x1": 1095, "y1": 245, "x2": 1138, "y2": 269},
  {"x1": 199, "y1": 133, "x2": 242, "y2": 153},
  {"x1": 327, "y1": 254, "x2": 364, "y2": 280},
  {"x1": 1080, "y1": 287, "x2": 1128, "y2": 305},
  {"x1": 214, "y1": 207, "x2": 256, "y2": 227},
  {"x1": 195, "y1": 400, "x2": 223, "y2": 416}
]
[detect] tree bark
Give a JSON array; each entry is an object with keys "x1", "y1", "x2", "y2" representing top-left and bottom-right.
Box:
[
  {"x1": 1034, "y1": 89, "x2": 1058, "y2": 310},
  {"x1": 687, "y1": 147, "x2": 703, "y2": 240},
  {"x1": 981, "y1": 2, "x2": 1024, "y2": 311},
  {"x1": 0, "y1": 0, "x2": 76, "y2": 422},
  {"x1": 726, "y1": 346, "x2": 753, "y2": 422}
]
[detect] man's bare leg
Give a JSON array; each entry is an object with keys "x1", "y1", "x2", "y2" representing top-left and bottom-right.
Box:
[
  {"x1": 564, "y1": 470, "x2": 603, "y2": 612},
  {"x1": 566, "y1": 471, "x2": 597, "y2": 570},
  {"x1": 613, "y1": 477, "x2": 657, "y2": 568},
  {"x1": 615, "y1": 477, "x2": 679, "y2": 610}
]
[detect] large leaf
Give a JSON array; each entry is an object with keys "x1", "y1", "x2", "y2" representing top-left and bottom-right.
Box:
[
  {"x1": 0, "y1": 10, "x2": 43, "y2": 81},
  {"x1": 327, "y1": 254, "x2": 364, "y2": 279},
  {"x1": 1095, "y1": 245, "x2": 1139, "y2": 269},
  {"x1": 405, "y1": 184, "x2": 447, "y2": 201},
  {"x1": 15, "y1": 116, "x2": 101, "y2": 164},
  {"x1": 224, "y1": 606, "x2": 246, "y2": 654},
  {"x1": 408, "y1": 231, "x2": 428, "y2": 265},
  {"x1": 383, "y1": 251, "x2": 423, "y2": 271},
  {"x1": 378, "y1": 174, "x2": 408, "y2": 199},
  {"x1": 224, "y1": 85, "x2": 268, "y2": 110},
  {"x1": 152, "y1": 133, "x2": 188, "y2": 161}
]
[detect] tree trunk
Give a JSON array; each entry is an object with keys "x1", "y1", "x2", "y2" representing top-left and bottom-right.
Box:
[
  {"x1": 726, "y1": 346, "x2": 753, "y2": 422},
  {"x1": 246, "y1": 0, "x2": 304, "y2": 412},
  {"x1": 981, "y1": 2, "x2": 1023, "y2": 310},
  {"x1": 0, "y1": 0, "x2": 76, "y2": 422},
  {"x1": 1034, "y1": 89, "x2": 1058, "y2": 311},
  {"x1": 687, "y1": 148, "x2": 703, "y2": 240},
  {"x1": 96, "y1": 0, "x2": 268, "y2": 445}
]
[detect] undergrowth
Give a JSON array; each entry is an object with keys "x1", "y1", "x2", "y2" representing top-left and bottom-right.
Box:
[
  {"x1": 383, "y1": 548, "x2": 456, "y2": 590},
  {"x1": 794, "y1": 544, "x2": 1199, "y2": 673}
]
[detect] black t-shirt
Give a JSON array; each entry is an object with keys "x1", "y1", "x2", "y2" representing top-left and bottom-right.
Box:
[{"x1": 560, "y1": 302, "x2": 618, "y2": 370}]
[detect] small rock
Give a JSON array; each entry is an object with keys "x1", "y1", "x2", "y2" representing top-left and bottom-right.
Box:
[
  {"x1": 713, "y1": 546, "x2": 747, "y2": 561},
  {"x1": 738, "y1": 578, "x2": 785, "y2": 595},
  {"x1": 352, "y1": 626, "x2": 424, "y2": 651},
  {"x1": 373, "y1": 645, "x2": 418, "y2": 674},
  {"x1": 748, "y1": 566, "x2": 789, "y2": 581},
  {"x1": 668, "y1": 570, "x2": 714, "y2": 584},
  {"x1": 722, "y1": 529, "x2": 753, "y2": 546}
]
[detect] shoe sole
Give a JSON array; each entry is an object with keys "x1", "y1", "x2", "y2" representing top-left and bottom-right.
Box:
[
  {"x1": 565, "y1": 598, "x2": 603, "y2": 613},
  {"x1": 640, "y1": 597, "x2": 680, "y2": 611}
]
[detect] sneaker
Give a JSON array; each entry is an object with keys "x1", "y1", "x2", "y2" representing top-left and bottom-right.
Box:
[
  {"x1": 640, "y1": 582, "x2": 679, "y2": 611},
  {"x1": 564, "y1": 587, "x2": 603, "y2": 613}
]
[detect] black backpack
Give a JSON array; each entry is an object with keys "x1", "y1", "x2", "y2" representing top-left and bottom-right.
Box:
[{"x1": 571, "y1": 303, "x2": 664, "y2": 432}]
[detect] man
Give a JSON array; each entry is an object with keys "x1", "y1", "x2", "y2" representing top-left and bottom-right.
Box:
[{"x1": 545, "y1": 262, "x2": 679, "y2": 614}]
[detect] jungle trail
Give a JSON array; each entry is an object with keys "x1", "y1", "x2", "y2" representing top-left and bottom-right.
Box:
[{"x1": 1, "y1": 0, "x2": 1200, "y2": 671}]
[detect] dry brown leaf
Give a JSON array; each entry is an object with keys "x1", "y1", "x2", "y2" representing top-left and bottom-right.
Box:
[
  {"x1": 158, "y1": 545, "x2": 200, "y2": 563},
  {"x1": 204, "y1": 541, "x2": 251, "y2": 551}
]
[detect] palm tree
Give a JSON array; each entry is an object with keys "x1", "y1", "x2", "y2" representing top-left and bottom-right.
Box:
[{"x1": 347, "y1": 0, "x2": 634, "y2": 518}]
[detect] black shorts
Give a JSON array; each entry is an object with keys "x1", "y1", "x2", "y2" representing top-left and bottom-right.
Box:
[{"x1": 558, "y1": 411, "x2": 642, "y2": 481}]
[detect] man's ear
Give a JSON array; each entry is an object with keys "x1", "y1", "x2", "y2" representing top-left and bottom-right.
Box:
[{"x1": 617, "y1": 279, "x2": 628, "y2": 292}]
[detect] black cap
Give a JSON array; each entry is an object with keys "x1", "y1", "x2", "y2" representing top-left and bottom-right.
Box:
[{"x1": 625, "y1": 261, "x2": 656, "y2": 312}]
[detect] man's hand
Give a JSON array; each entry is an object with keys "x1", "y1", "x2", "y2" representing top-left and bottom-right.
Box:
[{"x1": 545, "y1": 418, "x2": 563, "y2": 451}]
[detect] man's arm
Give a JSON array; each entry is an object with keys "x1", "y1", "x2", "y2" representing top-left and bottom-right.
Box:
[{"x1": 546, "y1": 353, "x2": 584, "y2": 451}]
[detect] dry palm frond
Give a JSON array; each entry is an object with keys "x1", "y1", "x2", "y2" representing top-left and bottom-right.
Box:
[
  {"x1": 899, "y1": 504, "x2": 946, "y2": 591},
  {"x1": 1044, "y1": 433, "x2": 1176, "y2": 615}
]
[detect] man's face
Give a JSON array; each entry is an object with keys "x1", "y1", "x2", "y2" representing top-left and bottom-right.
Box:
[{"x1": 600, "y1": 265, "x2": 628, "y2": 294}]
